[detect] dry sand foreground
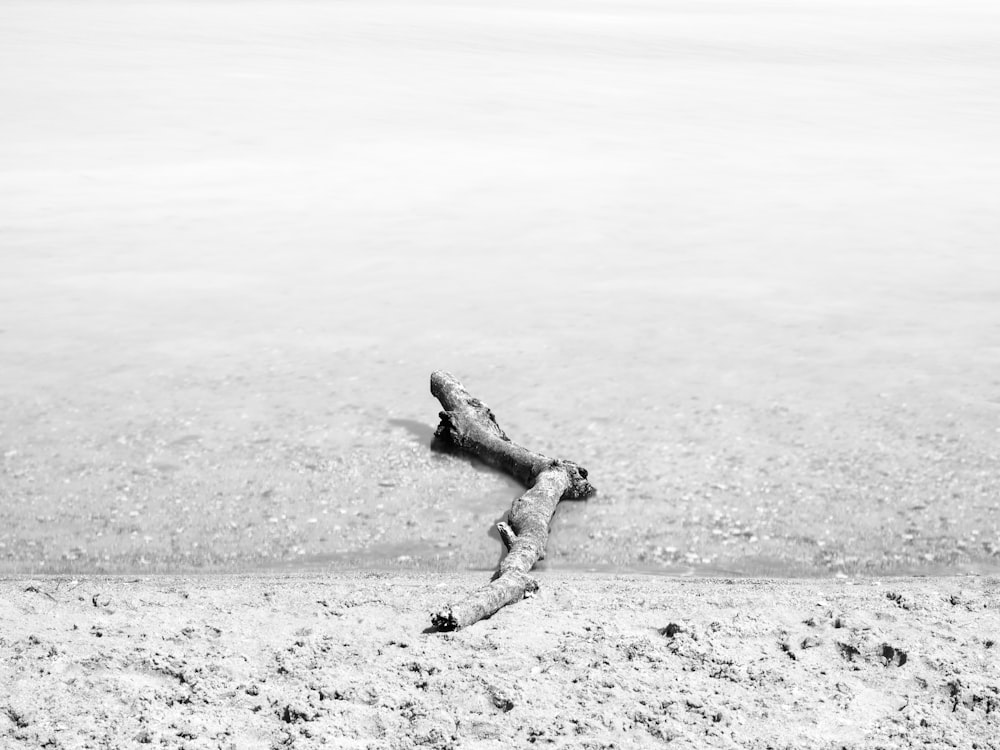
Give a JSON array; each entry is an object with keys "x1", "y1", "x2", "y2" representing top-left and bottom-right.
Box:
[
  {"x1": 3, "y1": 0, "x2": 1000, "y2": 578},
  {"x1": 1, "y1": 574, "x2": 997, "y2": 749}
]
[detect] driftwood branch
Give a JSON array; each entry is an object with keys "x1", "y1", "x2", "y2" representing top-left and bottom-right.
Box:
[{"x1": 429, "y1": 371, "x2": 595, "y2": 630}]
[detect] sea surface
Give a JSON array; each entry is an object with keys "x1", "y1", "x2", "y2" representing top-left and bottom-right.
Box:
[{"x1": 2, "y1": 0, "x2": 999, "y2": 576}]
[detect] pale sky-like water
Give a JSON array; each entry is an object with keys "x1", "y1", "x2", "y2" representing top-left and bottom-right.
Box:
[{"x1": 2, "y1": 0, "x2": 999, "y2": 575}]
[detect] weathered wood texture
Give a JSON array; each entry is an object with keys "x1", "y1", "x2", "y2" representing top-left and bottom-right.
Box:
[{"x1": 429, "y1": 371, "x2": 595, "y2": 630}]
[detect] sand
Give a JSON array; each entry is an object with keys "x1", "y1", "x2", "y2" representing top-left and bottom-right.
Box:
[{"x1": 2, "y1": 573, "x2": 998, "y2": 749}]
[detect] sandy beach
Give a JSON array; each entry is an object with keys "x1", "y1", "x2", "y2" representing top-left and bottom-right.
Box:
[
  {"x1": 3, "y1": 1, "x2": 1000, "y2": 746},
  {"x1": 2, "y1": 573, "x2": 998, "y2": 748}
]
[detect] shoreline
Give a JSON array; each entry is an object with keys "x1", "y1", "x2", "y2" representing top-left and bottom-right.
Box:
[
  {"x1": 3, "y1": 572, "x2": 997, "y2": 748},
  {"x1": 5, "y1": 555, "x2": 1000, "y2": 579}
]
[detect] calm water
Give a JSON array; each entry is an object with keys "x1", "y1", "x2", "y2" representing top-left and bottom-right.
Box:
[{"x1": 2, "y1": 0, "x2": 999, "y2": 576}]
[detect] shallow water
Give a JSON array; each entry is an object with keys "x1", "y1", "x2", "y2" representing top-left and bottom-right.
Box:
[{"x1": 2, "y1": 0, "x2": 999, "y2": 576}]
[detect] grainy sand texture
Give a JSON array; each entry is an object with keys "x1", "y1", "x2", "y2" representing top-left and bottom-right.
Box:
[{"x1": 2, "y1": 574, "x2": 998, "y2": 749}]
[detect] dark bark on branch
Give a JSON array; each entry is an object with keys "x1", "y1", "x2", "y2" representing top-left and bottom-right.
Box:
[{"x1": 429, "y1": 371, "x2": 595, "y2": 630}]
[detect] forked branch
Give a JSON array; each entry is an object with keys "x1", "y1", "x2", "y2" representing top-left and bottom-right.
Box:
[{"x1": 429, "y1": 371, "x2": 595, "y2": 630}]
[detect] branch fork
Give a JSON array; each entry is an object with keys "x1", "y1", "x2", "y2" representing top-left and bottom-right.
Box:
[{"x1": 429, "y1": 371, "x2": 595, "y2": 630}]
